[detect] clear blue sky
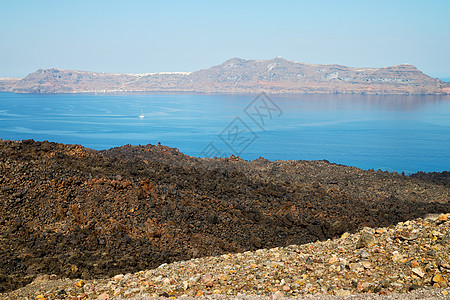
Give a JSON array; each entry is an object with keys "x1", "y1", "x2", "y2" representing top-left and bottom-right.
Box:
[{"x1": 1, "y1": 0, "x2": 449, "y2": 78}]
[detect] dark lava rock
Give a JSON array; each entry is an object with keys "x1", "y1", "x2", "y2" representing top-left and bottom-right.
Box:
[{"x1": 0, "y1": 139, "x2": 449, "y2": 292}]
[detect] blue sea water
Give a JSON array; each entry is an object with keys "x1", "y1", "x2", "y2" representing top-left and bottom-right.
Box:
[{"x1": 0, "y1": 92, "x2": 449, "y2": 174}]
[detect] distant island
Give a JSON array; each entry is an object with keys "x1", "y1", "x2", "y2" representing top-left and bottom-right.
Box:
[{"x1": 1, "y1": 57, "x2": 449, "y2": 95}]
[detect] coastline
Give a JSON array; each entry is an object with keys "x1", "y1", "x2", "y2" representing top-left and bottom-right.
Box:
[{"x1": 2, "y1": 90, "x2": 450, "y2": 96}]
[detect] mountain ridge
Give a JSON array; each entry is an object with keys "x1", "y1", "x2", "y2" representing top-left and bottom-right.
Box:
[{"x1": 1, "y1": 57, "x2": 449, "y2": 95}]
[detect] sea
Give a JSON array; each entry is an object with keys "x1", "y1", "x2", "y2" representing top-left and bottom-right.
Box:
[{"x1": 0, "y1": 92, "x2": 449, "y2": 174}]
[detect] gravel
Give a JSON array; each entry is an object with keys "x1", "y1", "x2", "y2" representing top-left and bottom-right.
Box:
[{"x1": 2, "y1": 214, "x2": 449, "y2": 299}]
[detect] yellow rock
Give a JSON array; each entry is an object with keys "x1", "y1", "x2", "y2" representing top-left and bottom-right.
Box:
[
  {"x1": 341, "y1": 232, "x2": 350, "y2": 239},
  {"x1": 195, "y1": 289, "x2": 204, "y2": 297},
  {"x1": 432, "y1": 273, "x2": 447, "y2": 285},
  {"x1": 438, "y1": 214, "x2": 449, "y2": 221},
  {"x1": 76, "y1": 280, "x2": 85, "y2": 288}
]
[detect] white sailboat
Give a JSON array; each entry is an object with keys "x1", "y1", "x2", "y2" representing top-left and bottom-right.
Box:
[{"x1": 139, "y1": 109, "x2": 145, "y2": 118}]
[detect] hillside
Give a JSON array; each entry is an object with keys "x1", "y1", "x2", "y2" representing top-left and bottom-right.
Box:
[
  {"x1": 1, "y1": 58, "x2": 448, "y2": 95},
  {"x1": 3, "y1": 214, "x2": 449, "y2": 299},
  {"x1": 0, "y1": 78, "x2": 20, "y2": 92},
  {"x1": 0, "y1": 139, "x2": 449, "y2": 293}
]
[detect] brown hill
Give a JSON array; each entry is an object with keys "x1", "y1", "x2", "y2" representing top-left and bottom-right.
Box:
[
  {"x1": 0, "y1": 139, "x2": 449, "y2": 292},
  {"x1": 1, "y1": 58, "x2": 448, "y2": 94},
  {"x1": 188, "y1": 57, "x2": 446, "y2": 94}
]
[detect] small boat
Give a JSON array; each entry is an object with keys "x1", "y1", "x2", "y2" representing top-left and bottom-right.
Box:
[{"x1": 139, "y1": 109, "x2": 145, "y2": 118}]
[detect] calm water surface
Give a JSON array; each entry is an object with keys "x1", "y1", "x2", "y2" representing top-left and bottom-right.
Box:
[{"x1": 0, "y1": 92, "x2": 449, "y2": 174}]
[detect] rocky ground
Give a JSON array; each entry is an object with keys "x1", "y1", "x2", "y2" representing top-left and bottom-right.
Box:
[
  {"x1": 0, "y1": 139, "x2": 449, "y2": 296},
  {"x1": 2, "y1": 213, "x2": 449, "y2": 299}
]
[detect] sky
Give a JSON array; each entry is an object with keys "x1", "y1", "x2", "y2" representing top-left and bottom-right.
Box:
[{"x1": 1, "y1": 0, "x2": 449, "y2": 79}]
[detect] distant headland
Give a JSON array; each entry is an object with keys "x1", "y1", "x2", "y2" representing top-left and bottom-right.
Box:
[{"x1": 1, "y1": 57, "x2": 449, "y2": 95}]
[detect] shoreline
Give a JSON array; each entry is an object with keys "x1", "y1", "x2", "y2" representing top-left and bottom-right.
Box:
[{"x1": 2, "y1": 90, "x2": 450, "y2": 96}]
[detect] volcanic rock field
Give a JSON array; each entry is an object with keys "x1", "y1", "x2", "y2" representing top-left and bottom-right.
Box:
[{"x1": 0, "y1": 139, "x2": 449, "y2": 293}]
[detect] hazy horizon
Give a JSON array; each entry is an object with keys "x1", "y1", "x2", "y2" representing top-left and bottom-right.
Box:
[{"x1": 1, "y1": 0, "x2": 449, "y2": 78}]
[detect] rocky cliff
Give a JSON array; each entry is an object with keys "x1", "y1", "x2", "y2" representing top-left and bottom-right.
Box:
[{"x1": 1, "y1": 58, "x2": 448, "y2": 94}]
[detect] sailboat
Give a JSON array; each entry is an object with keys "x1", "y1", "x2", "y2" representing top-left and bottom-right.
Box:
[{"x1": 139, "y1": 109, "x2": 145, "y2": 118}]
